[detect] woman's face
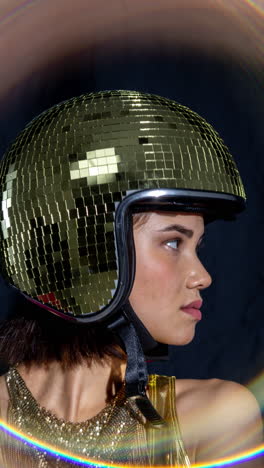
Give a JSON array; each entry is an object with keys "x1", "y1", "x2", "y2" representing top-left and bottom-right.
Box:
[{"x1": 129, "y1": 212, "x2": 212, "y2": 345}]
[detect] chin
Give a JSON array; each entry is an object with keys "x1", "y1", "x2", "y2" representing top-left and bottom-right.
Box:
[
  {"x1": 154, "y1": 330, "x2": 196, "y2": 346},
  {"x1": 170, "y1": 336, "x2": 195, "y2": 346}
]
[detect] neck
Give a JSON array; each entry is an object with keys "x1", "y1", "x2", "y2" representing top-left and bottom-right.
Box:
[{"x1": 16, "y1": 356, "x2": 126, "y2": 423}]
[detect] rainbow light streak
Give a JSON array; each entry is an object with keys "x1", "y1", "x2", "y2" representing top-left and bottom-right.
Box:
[
  {"x1": 0, "y1": 0, "x2": 41, "y2": 29},
  {"x1": 1, "y1": 0, "x2": 264, "y2": 31},
  {"x1": 239, "y1": 0, "x2": 264, "y2": 15},
  {"x1": 209, "y1": 0, "x2": 264, "y2": 61},
  {"x1": 0, "y1": 420, "x2": 106, "y2": 467},
  {"x1": 0, "y1": 0, "x2": 263, "y2": 466},
  {"x1": 0, "y1": 420, "x2": 263, "y2": 468}
]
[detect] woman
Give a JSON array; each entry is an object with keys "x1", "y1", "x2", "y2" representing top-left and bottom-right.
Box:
[{"x1": 0, "y1": 90, "x2": 262, "y2": 467}]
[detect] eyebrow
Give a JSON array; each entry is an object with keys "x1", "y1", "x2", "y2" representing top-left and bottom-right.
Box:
[{"x1": 157, "y1": 224, "x2": 204, "y2": 240}]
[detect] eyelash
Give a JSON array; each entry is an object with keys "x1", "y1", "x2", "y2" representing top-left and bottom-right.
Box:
[
  {"x1": 166, "y1": 239, "x2": 182, "y2": 250},
  {"x1": 165, "y1": 238, "x2": 205, "y2": 254}
]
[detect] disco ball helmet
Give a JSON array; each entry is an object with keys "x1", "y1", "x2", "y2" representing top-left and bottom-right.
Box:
[{"x1": 0, "y1": 90, "x2": 246, "y2": 325}]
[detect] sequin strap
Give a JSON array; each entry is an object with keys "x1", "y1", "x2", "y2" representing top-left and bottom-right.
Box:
[{"x1": 147, "y1": 374, "x2": 191, "y2": 467}]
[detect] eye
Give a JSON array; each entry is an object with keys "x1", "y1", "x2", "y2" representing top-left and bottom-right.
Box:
[{"x1": 166, "y1": 239, "x2": 181, "y2": 250}]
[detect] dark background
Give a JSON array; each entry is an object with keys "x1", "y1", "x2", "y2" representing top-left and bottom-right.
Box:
[{"x1": 0, "y1": 2, "x2": 263, "y2": 415}]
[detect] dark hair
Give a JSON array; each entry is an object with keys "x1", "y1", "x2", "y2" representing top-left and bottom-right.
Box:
[
  {"x1": 0, "y1": 213, "x2": 154, "y2": 369},
  {"x1": 132, "y1": 212, "x2": 151, "y2": 228},
  {"x1": 0, "y1": 293, "x2": 124, "y2": 368}
]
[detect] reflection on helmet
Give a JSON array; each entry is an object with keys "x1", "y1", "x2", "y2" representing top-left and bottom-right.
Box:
[{"x1": 0, "y1": 90, "x2": 245, "y2": 320}]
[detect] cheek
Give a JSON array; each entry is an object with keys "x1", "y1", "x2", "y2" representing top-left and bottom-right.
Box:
[
  {"x1": 130, "y1": 249, "x2": 181, "y2": 309},
  {"x1": 135, "y1": 252, "x2": 166, "y2": 289}
]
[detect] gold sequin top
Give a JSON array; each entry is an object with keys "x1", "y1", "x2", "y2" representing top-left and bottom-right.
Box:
[{"x1": 0, "y1": 369, "x2": 191, "y2": 467}]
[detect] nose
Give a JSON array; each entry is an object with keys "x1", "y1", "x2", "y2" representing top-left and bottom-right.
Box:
[{"x1": 186, "y1": 256, "x2": 212, "y2": 291}]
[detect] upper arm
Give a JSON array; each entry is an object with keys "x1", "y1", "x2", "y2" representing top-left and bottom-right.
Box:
[{"x1": 196, "y1": 380, "x2": 263, "y2": 467}]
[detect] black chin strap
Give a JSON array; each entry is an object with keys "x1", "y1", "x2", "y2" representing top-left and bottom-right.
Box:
[
  {"x1": 108, "y1": 310, "x2": 166, "y2": 427},
  {"x1": 123, "y1": 301, "x2": 168, "y2": 359}
]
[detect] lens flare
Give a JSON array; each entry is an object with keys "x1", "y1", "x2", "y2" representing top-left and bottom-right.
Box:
[
  {"x1": 0, "y1": 420, "x2": 263, "y2": 467},
  {"x1": 0, "y1": 0, "x2": 41, "y2": 27},
  {"x1": 0, "y1": 0, "x2": 264, "y2": 98},
  {"x1": 0, "y1": 1, "x2": 263, "y2": 466},
  {"x1": 248, "y1": 371, "x2": 264, "y2": 415}
]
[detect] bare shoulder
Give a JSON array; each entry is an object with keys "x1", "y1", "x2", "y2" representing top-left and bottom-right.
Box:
[
  {"x1": 177, "y1": 377, "x2": 260, "y2": 416},
  {"x1": 176, "y1": 378, "x2": 262, "y2": 465}
]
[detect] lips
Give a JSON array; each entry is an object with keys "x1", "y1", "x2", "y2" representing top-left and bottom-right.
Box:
[
  {"x1": 182, "y1": 300, "x2": 203, "y2": 309},
  {"x1": 180, "y1": 300, "x2": 203, "y2": 321}
]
